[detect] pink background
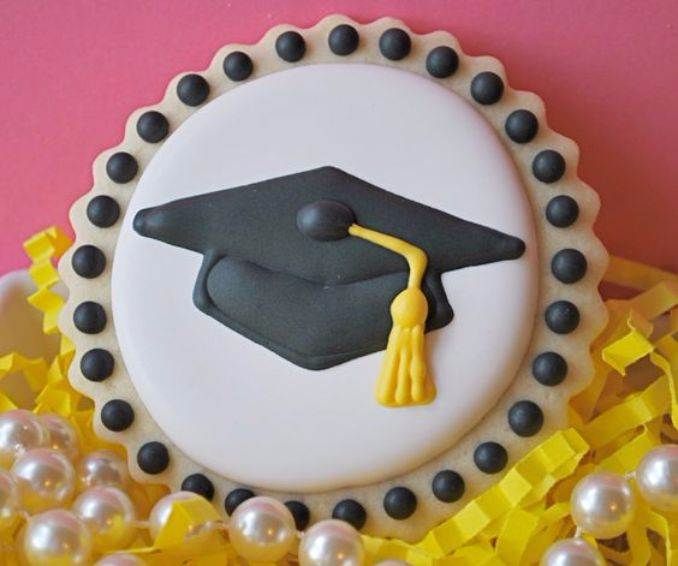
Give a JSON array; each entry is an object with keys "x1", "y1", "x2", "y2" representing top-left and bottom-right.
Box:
[{"x1": 1, "y1": 1, "x2": 676, "y2": 273}]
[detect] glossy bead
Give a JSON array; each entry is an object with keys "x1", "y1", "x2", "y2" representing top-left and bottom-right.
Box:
[
  {"x1": 571, "y1": 472, "x2": 636, "y2": 539},
  {"x1": 95, "y1": 554, "x2": 146, "y2": 565},
  {"x1": 541, "y1": 537, "x2": 605, "y2": 566},
  {"x1": 148, "y1": 491, "x2": 199, "y2": 539},
  {"x1": 22, "y1": 509, "x2": 92, "y2": 565},
  {"x1": 106, "y1": 152, "x2": 138, "y2": 184},
  {"x1": 298, "y1": 519, "x2": 365, "y2": 566},
  {"x1": 77, "y1": 449, "x2": 130, "y2": 491},
  {"x1": 0, "y1": 409, "x2": 48, "y2": 467},
  {"x1": 72, "y1": 486, "x2": 136, "y2": 552},
  {"x1": 636, "y1": 444, "x2": 678, "y2": 513},
  {"x1": 11, "y1": 448, "x2": 75, "y2": 513},
  {"x1": 40, "y1": 414, "x2": 79, "y2": 460},
  {"x1": 229, "y1": 496, "x2": 297, "y2": 562},
  {"x1": 0, "y1": 469, "x2": 20, "y2": 529}
]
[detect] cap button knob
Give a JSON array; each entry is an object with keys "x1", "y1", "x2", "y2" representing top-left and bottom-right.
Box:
[{"x1": 296, "y1": 200, "x2": 356, "y2": 241}]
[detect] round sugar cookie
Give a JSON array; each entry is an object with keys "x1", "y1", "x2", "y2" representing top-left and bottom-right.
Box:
[{"x1": 59, "y1": 15, "x2": 608, "y2": 541}]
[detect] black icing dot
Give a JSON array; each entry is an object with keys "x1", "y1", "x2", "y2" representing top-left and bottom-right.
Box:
[
  {"x1": 182, "y1": 473, "x2": 215, "y2": 501},
  {"x1": 474, "y1": 442, "x2": 508, "y2": 474},
  {"x1": 379, "y1": 28, "x2": 411, "y2": 61},
  {"x1": 432, "y1": 470, "x2": 465, "y2": 503},
  {"x1": 80, "y1": 349, "x2": 114, "y2": 382},
  {"x1": 426, "y1": 46, "x2": 459, "y2": 78},
  {"x1": 384, "y1": 487, "x2": 417, "y2": 520},
  {"x1": 137, "y1": 441, "x2": 169, "y2": 474},
  {"x1": 136, "y1": 111, "x2": 169, "y2": 143},
  {"x1": 545, "y1": 300, "x2": 580, "y2": 334},
  {"x1": 224, "y1": 488, "x2": 255, "y2": 515},
  {"x1": 332, "y1": 499, "x2": 367, "y2": 530},
  {"x1": 508, "y1": 400, "x2": 544, "y2": 437},
  {"x1": 276, "y1": 31, "x2": 305, "y2": 62},
  {"x1": 471, "y1": 72, "x2": 504, "y2": 105},
  {"x1": 285, "y1": 500, "x2": 310, "y2": 530},
  {"x1": 532, "y1": 352, "x2": 568, "y2": 386},
  {"x1": 73, "y1": 301, "x2": 106, "y2": 334},
  {"x1": 177, "y1": 74, "x2": 209, "y2": 106},
  {"x1": 328, "y1": 24, "x2": 359, "y2": 56},
  {"x1": 71, "y1": 245, "x2": 106, "y2": 279},
  {"x1": 101, "y1": 399, "x2": 134, "y2": 432},
  {"x1": 551, "y1": 249, "x2": 587, "y2": 283},
  {"x1": 546, "y1": 195, "x2": 579, "y2": 228},
  {"x1": 87, "y1": 196, "x2": 120, "y2": 228},
  {"x1": 223, "y1": 51, "x2": 253, "y2": 81},
  {"x1": 505, "y1": 110, "x2": 539, "y2": 143},
  {"x1": 532, "y1": 150, "x2": 566, "y2": 183},
  {"x1": 106, "y1": 152, "x2": 138, "y2": 184},
  {"x1": 297, "y1": 199, "x2": 355, "y2": 241}
]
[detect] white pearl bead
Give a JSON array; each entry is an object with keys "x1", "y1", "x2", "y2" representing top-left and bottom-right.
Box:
[
  {"x1": 571, "y1": 471, "x2": 636, "y2": 539},
  {"x1": 0, "y1": 409, "x2": 48, "y2": 467},
  {"x1": 72, "y1": 486, "x2": 137, "y2": 552},
  {"x1": 298, "y1": 519, "x2": 365, "y2": 566},
  {"x1": 541, "y1": 538, "x2": 605, "y2": 566},
  {"x1": 40, "y1": 414, "x2": 80, "y2": 460},
  {"x1": 11, "y1": 448, "x2": 76, "y2": 513},
  {"x1": 636, "y1": 444, "x2": 678, "y2": 513},
  {"x1": 77, "y1": 449, "x2": 130, "y2": 491},
  {"x1": 96, "y1": 554, "x2": 146, "y2": 565},
  {"x1": 0, "y1": 468, "x2": 20, "y2": 529},
  {"x1": 229, "y1": 496, "x2": 297, "y2": 562},
  {"x1": 148, "y1": 491, "x2": 199, "y2": 540},
  {"x1": 22, "y1": 509, "x2": 92, "y2": 565}
]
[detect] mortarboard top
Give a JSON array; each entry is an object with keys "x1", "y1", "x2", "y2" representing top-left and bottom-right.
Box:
[{"x1": 134, "y1": 166, "x2": 525, "y2": 405}]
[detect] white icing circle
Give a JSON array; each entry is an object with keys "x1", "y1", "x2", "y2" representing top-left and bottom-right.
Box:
[{"x1": 112, "y1": 63, "x2": 538, "y2": 492}]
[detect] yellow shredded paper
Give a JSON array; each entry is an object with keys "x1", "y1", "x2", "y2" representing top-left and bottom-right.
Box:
[{"x1": 1, "y1": 227, "x2": 676, "y2": 565}]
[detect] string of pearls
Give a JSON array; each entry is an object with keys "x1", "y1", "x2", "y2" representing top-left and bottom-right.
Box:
[{"x1": 542, "y1": 444, "x2": 678, "y2": 565}]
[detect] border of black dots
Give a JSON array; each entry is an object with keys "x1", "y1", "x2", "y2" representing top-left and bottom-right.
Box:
[{"x1": 65, "y1": 19, "x2": 598, "y2": 528}]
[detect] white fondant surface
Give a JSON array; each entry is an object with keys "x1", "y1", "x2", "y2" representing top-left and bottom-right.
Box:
[{"x1": 112, "y1": 64, "x2": 538, "y2": 492}]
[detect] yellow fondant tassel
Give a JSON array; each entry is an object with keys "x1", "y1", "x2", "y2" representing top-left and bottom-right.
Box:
[{"x1": 348, "y1": 224, "x2": 435, "y2": 407}]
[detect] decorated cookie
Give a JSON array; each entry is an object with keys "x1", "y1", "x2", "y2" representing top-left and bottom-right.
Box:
[{"x1": 59, "y1": 16, "x2": 607, "y2": 541}]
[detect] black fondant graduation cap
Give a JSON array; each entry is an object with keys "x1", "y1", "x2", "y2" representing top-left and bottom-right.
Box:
[{"x1": 134, "y1": 166, "x2": 524, "y2": 404}]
